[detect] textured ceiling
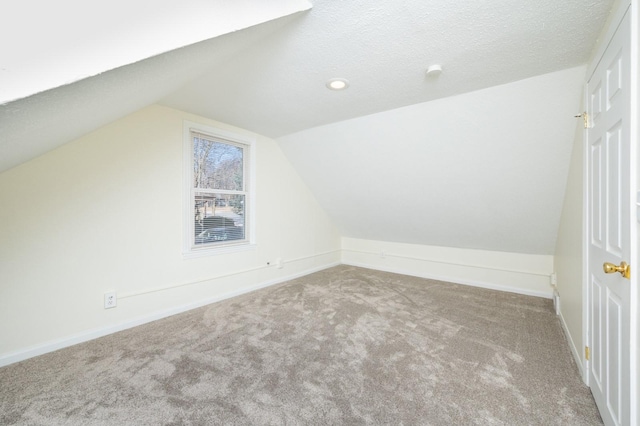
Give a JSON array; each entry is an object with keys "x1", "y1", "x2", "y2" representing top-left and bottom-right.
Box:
[
  {"x1": 0, "y1": 0, "x2": 615, "y2": 173},
  {"x1": 0, "y1": 1, "x2": 310, "y2": 173},
  {"x1": 0, "y1": 0, "x2": 311, "y2": 104},
  {"x1": 161, "y1": 0, "x2": 615, "y2": 138}
]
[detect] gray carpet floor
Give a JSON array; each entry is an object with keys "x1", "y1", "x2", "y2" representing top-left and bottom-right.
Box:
[{"x1": 1, "y1": 265, "x2": 602, "y2": 425}]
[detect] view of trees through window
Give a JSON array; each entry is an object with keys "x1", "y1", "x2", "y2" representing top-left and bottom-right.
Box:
[{"x1": 192, "y1": 134, "x2": 246, "y2": 246}]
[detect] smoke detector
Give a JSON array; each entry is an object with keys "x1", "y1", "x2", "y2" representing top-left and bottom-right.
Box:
[{"x1": 426, "y1": 64, "x2": 443, "y2": 77}]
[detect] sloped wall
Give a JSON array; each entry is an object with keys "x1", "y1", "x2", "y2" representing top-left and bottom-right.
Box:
[
  {"x1": 278, "y1": 66, "x2": 586, "y2": 256},
  {"x1": 553, "y1": 117, "x2": 586, "y2": 372},
  {"x1": 0, "y1": 105, "x2": 340, "y2": 364}
]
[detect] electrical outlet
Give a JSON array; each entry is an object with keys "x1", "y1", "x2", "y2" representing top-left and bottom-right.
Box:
[
  {"x1": 276, "y1": 257, "x2": 284, "y2": 269},
  {"x1": 550, "y1": 273, "x2": 557, "y2": 286},
  {"x1": 104, "y1": 292, "x2": 117, "y2": 309}
]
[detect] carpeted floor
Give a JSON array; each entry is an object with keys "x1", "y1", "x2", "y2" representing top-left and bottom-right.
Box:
[{"x1": 0, "y1": 265, "x2": 602, "y2": 425}]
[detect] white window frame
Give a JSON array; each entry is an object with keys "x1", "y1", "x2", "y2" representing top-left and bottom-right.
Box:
[{"x1": 183, "y1": 121, "x2": 256, "y2": 258}]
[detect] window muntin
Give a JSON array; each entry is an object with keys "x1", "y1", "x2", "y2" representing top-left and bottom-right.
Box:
[{"x1": 184, "y1": 123, "x2": 254, "y2": 256}]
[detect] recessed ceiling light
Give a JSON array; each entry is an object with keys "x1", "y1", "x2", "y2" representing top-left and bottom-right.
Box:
[{"x1": 326, "y1": 78, "x2": 349, "y2": 90}]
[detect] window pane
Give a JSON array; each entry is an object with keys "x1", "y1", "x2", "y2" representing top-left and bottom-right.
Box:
[
  {"x1": 193, "y1": 136, "x2": 243, "y2": 190},
  {"x1": 194, "y1": 193, "x2": 245, "y2": 245}
]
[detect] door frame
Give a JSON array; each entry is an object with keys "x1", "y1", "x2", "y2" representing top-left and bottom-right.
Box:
[{"x1": 582, "y1": 1, "x2": 638, "y2": 424}]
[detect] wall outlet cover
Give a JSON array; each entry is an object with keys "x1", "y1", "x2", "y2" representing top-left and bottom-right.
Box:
[{"x1": 104, "y1": 292, "x2": 117, "y2": 309}]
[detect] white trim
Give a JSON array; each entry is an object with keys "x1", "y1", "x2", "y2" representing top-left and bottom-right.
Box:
[
  {"x1": 586, "y1": 3, "x2": 632, "y2": 80},
  {"x1": 582, "y1": 80, "x2": 591, "y2": 385},
  {"x1": 342, "y1": 248, "x2": 552, "y2": 277},
  {"x1": 559, "y1": 306, "x2": 584, "y2": 378},
  {"x1": 182, "y1": 120, "x2": 256, "y2": 258},
  {"x1": 0, "y1": 259, "x2": 340, "y2": 368},
  {"x1": 120, "y1": 249, "x2": 341, "y2": 299},
  {"x1": 628, "y1": 2, "x2": 639, "y2": 424},
  {"x1": 342, "y1": 260, "x2": 553, "y2": 299},
  {"x1": 0, "y1": 249, "x2": 554, "y2": 368}
]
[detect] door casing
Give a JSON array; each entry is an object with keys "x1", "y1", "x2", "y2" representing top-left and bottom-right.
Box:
[{"x1": 582, "y1": 2, "x2": 638, "y2": 425}]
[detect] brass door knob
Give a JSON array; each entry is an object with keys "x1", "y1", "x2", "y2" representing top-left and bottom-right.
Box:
[{"x1": 603, "y1": 261, "x2": 631, "y2": 279}]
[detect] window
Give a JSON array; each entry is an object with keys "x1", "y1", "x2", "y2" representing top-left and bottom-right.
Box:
[{"x1": 183, "y1": 121, "x2": 255, "y2": 257}]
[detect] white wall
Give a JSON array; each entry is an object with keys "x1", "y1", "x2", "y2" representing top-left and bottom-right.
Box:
[
  {"x1": 278, "y1": 66, "x2": 585, "y2": 256},
  {"x1": 1, "y1": 0, "x2": 311, "y2": 104},
  {"x1": 553, "y1": 117, "x2": 586, "y2": 372},
  {"x1": 342, "y1": 237, "x2": 554, "y2": 298},
  {"x1": 0, "y1": 104, "x2": 340, "y2": 365}
]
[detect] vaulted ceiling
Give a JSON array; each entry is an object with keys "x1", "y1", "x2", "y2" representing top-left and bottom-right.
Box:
[
  {"x1": 162, "y1": 0, "x2": 615, "y2": 138},
  {"x1": 0, "y1": 0, "x2": 311, "y2": 173},
  {"x1": 1, "y1": 0, "x2": 616, "y2": 254},
  {"x1": 1, "y1": 0, "x2": 311, "y2": 104}
]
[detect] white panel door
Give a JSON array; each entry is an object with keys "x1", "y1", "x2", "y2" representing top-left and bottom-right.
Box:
[{"x1": 587, "y1": 10, "x2": 631, "y2": 426}]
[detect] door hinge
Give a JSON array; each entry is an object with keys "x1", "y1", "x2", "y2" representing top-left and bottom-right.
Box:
[
  {"x1": 585, "y1": 346, "x2": 591, "y2": 361},
  {"x1": 575, "y1": 112, "x2": 589, "y2": 128}
]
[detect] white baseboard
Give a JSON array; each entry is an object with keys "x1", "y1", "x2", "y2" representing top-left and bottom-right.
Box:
[
  {"x1": 0, "y1": 254, "x2": 553, "y2": 368},
  {"x1": 340, "y1": 240, "x2": 553, "y2": 299},
  {"x1": 0, "y1": 261, "x2": 340, "y2": 368},
  {"x1": 553, "y1": 290, "x2": 561, "y2": 315},
  {"x1": 558, "y1": 307, "x2": 584, "y2": 379},
  {"x1": 343, "y1": 260, "x2": 553, "y2": 299}
]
